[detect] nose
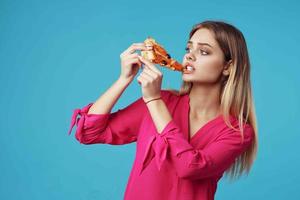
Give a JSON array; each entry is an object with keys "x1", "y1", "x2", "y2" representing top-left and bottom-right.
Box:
[{"x1": 185, "y1": 52, "x2": 195, "y2": 61}]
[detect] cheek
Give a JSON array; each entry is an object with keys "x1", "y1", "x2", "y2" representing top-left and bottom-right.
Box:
[{"x1": 195, "y1": 55, "x2": 223, "y2": 76}]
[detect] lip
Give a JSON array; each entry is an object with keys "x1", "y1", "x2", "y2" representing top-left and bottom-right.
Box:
[
  {"x1": 183, "y1": 70, "x2": 194, "y2": 74},
  {"x1": 182, "y1": 62, "x2": 195, "y2": 73},
  {"x1": 183, "y1": 61, "x2": 195, "y2": 68}
]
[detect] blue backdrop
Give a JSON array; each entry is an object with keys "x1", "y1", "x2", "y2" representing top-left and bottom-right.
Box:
[{"x1": 1, "y1": 0, "x2": 299, "y2": 199}]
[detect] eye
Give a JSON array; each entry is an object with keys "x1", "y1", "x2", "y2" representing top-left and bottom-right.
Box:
[
  {"x1": 185, "y1": 47, "x2": 209, "y2": 55},
  {"x1": 200, "y1": 49, "x2": 209, "y2": 55},
  {"x1": 185, "y1": 47, "x2": 190, "y2": 53}
]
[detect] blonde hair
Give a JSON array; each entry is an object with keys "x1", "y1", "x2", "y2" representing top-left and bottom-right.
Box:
[{"x1": 164, "y1": 20, "x2": 258, "y2": 181}]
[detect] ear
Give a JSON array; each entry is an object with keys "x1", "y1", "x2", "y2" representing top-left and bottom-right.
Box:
[{"x1": 223, "y1": 60, "x2": 232, "y2": 76}]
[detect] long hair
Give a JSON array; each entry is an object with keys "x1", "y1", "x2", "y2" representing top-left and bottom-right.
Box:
[{"x1": 164, "y1": 20, "x2": 258, "y2": 181}]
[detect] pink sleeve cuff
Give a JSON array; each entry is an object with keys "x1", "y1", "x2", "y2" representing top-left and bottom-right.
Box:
[{"x1": 67, "y1": 103, "x2": 110, "y2": 142}]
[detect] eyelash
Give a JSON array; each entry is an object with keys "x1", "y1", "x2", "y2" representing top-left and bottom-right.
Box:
[{"x1": 185, "y1": 47, "x2": 209, "y2": 55}]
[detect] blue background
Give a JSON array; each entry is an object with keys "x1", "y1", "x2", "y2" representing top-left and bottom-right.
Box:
[{"x1": 1, "y1": 0, "x2": 299, "y2": 199}]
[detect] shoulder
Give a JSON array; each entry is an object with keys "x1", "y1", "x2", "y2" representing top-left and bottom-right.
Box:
[
  {"x1": 232, "y1": 117, "x2": 255, "y2": 141},
  {"x1": 217, "y1": 116, "x2": 255, "y2": 145}
]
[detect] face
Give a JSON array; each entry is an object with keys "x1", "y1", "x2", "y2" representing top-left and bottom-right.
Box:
[{"x1": 182, "y1": 28, "x2": 228, "y2": 84}]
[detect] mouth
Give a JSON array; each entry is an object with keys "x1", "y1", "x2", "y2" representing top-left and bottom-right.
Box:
[{"x1": 182, "y1": 62, "x2": 196, "y2": 74}]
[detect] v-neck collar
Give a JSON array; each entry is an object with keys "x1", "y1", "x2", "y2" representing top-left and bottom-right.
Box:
[{"x1": 184, "y1": 93, "x2": 223, "y2": 143}]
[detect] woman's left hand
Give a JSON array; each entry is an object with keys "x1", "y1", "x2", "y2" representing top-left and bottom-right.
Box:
[{"x1": 137, "y1": 55, "x2": 163, "y2": 102}]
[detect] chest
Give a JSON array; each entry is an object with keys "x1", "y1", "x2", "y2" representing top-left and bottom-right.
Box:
[{"x1": 188, "y1": 117, "x2": 209, "y2": 139}]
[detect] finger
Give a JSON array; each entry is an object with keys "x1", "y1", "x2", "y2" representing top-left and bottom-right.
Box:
[
  {"x1": 140, "y1": 71, "x2": 153, "y2": 82},
  {"x1": 121, "y1": 52, "x2": 139, "y2": 60},
  {"x1": 137, "y1": 75, "x2": 147, "y2": 85},
  {"x1": 138, "y1": 55, "x2": 162, "y2": 75},
  {"x1": 123, "y1": 43, "x2": 147, "y2": 56},
  {"x1": 125, "y1": 53, "x2": 139, "y2": 58},
  {"x1": 124, "y1": 58, "x2": 142, "y2": 68},
  {"x1": 142, "y1": 67, "x2": 157, "y2": 79},
  {"x1": 123, "y1": 57, "x2": 140, "y2": 64},
  {"x1": 122, "y1": 53, "x2": 139, "y2": 62},
  {"x1": 139, "y1": 75, "x2": 152, "y2": 87}
]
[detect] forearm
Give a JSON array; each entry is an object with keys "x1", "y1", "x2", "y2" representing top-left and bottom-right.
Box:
[
  {"x1": 87, "y1": 77, "x2": 132, "y2": 114},
  {"x1": 146, "y1": 99, "x2": 172, "y2": 134}
]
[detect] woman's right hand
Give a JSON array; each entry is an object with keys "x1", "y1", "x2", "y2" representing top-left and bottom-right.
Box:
[{"x1": 119, "y1": 43, "x2": 147, "y2": 82}]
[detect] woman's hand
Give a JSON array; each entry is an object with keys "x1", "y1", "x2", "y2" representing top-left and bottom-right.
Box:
[
  {"x1": 119, "y1": 43, "x2": 147, "y2": 82},
  {"x1": 137, "y1": 55, "x2": 163, "y2": 102}
]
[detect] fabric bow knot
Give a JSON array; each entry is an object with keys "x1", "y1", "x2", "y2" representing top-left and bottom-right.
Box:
[
  {"x1": 138, "y1": 121, "x2": 195, "y2": 176},
  {"x1": 67, "y1": 103, "x2": 93, "y2": 142},
  {"x1": 139, "y1": 133, "x2": 169, "y2": 175}
]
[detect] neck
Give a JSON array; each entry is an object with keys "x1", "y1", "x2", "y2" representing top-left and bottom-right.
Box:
[{"x1": 188, "y1": 82, "x2": 221, "y2": 119}]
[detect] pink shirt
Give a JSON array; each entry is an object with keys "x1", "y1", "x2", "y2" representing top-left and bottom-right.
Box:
[{"x1": 68, "y1": 90, "x2": 254, "y2": 200}]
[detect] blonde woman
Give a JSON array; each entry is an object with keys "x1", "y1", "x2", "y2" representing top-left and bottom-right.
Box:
[{"x1": 68, "y1": 20, "x2": 258, "y2": 200}]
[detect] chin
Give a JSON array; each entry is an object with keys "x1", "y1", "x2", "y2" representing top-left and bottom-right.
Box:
[{"x1": 181, "y1": 76, "x2": 194, "y2": 82}]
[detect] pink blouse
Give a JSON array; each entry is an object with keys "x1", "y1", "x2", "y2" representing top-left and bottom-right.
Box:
[{"x1": 68, "y1": 90, "x2": 254, "y2": 200}]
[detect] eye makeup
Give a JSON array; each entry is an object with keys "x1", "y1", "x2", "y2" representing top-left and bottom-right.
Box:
[{"x1": 185, "y1": 46, "x2": 209, "y2": 55}]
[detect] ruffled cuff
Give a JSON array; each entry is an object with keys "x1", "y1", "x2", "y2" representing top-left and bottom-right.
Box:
[
  {"x1": 67, "y1": 103, "x2": 110, "y2": 143},
  {"x1": 139, "y1": 120, "x2": 194, "y2": 175}
]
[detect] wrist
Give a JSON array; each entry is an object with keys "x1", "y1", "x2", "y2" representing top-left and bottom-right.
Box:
[{"x1": 144, "y1": 96, "x2": 162, "y2": 104}]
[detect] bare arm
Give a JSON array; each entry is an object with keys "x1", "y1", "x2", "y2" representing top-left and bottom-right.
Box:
[
  {"x1": 146, "y1": 98, "x2": 172, "y2": 133},
  {"x1": 87, "y1": 77, "x2": 132, "y2": 115}
]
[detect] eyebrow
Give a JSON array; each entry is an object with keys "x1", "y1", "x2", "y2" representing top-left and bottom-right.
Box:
[{"x1": 187, "y1": 40, "x2": 213, "y2": 48}]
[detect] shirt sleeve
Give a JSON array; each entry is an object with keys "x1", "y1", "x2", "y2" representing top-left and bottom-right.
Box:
[
  {"x1": 140, "y1": 119, "x2": 254, "y2": 180},
  {"x1": 67, "y1": 96, "x2": 147, "y2": 145}
]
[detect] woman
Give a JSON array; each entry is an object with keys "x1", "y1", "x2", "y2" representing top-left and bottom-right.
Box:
[{"x1": 68, "y1": 20, "x2": 258, "y2": 200}]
